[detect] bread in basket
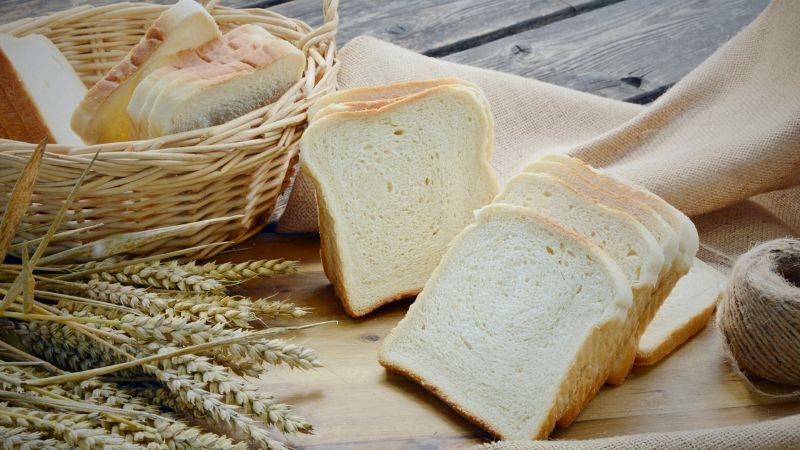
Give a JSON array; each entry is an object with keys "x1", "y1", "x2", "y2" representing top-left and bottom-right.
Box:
[{"x1": 0, "y1": 0, "x2": 338, "y2": 259}]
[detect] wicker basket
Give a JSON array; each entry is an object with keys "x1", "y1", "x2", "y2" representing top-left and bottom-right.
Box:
[{"x1": 0, "y1": 0, "x2": 338, "y2": 260}]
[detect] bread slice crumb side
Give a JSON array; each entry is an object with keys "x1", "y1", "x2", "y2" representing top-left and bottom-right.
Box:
[
  {"x1": 379, "y1": 204, "x2": 633, "y2": 439},
  {"x1": 524, "y1": 158, "x2": 687, "y2": 385},
  {"x1": 494, "y1": 171, "x2": 669, "y2": 396},
  {"x1": 301, "y1": 82, "x2": 498, "y2": 316}
]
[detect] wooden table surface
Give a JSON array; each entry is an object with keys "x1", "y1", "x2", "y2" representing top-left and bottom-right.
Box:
[
  {"x1": 220, "y1": 234, "x2": 800, "y2": 449},
  {"x1": 2, "y1": 0, "x2": 797, "y2": 448}
]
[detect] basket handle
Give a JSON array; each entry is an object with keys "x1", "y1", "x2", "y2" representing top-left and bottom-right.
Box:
[{"x1": 298, "y1": 0, "x2": 339, "y2": 53}]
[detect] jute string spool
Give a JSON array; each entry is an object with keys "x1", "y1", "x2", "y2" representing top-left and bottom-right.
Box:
[{"x1": 717, "y1": 238, "x2": 800, "y2": 396}]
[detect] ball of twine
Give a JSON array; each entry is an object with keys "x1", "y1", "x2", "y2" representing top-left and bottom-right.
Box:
[{"x1": 717, "y1": 238, "x2": 800, "y2": 390}]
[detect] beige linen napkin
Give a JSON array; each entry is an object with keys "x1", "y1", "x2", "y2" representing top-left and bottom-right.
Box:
[{"x1": 278, "y1": 0, "x2": 800, "y2": 265}]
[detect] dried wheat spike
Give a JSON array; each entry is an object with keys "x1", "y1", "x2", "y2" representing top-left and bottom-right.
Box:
[
  {"x1": 0, "y1": 425, "x2": 71, "y2": 450},
  {"x1": 150, "y1": 345, "x2": 312, "y2": 435},
  {"x1": 117, "y1": 314, "x2": 321, "y2": 370},
  {"x1": 83, "y1": 280, "x2": 171, "y2": 314},
  {"x1": 171, "y1": 294, "x2": 309, "y2": 326},
  {"x1": 76, "y1": 379, "x2": 247, "y2": 450},
  {"x1": 90, "y1": 263, "x2": 223, "y2": 292},
  {"x1": 0, "y1": 403, "x2": 143, "y2": 450},
  {"x1": 147, "y1": 367, "x2": 288, "y2": 449},
  {"x1": 12, "y1": 321, "x2": 127, "y2": 371},
  {"x1": 182, "y1": 259, "x2": 299, "y2": 281},
  {"x1": 251, "y1": 298, "x2": 310, "y2": 320},
  {"x1": 169, "y1": 296, "x2": 254, "y2": 328}
]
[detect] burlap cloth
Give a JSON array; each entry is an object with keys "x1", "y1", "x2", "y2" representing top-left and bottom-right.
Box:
[
  {"x1": 278, "y1": 0, "x2": 800, "y2": 446},
  {"x1": 476, "y1": 413, "x2": 800, "y2": 450}
]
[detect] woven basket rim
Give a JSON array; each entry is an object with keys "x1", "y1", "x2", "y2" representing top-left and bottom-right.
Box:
[
  {"x1": 0, "y1": 0, "x2": 340, "y2": 156},
  {"x1": 0, "y1": 0, "x2": 339, "y2": 260}
]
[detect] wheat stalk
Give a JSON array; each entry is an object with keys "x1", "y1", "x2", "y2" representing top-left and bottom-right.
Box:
[
  {"x1": 149, "y1": 345, "x2": 312, "y2": 434},
  {"x1": 0, "y1": 403, "x2": 144, "y2": 450},
  {"x1": 116, "y1": 314, "x2": 322, "y2": 370},
  {"x1": 89, "y1": 264, "x2": 224, "y2": 292},
  {"x1": 82, "y1": 280, "x2": 170, "y2": 315},
  {"x1": 181, "y1": 259, "x2": 299, "y2": 280},
  {"x1": 0, "y1": 425, "x2": 71, "y2": 450},
  {"x1": 76, "y1": 379, "x2": 247, "y2": 450},
  {"x1": 13, "y1": 319, "x2": 317, "y2": 445}
]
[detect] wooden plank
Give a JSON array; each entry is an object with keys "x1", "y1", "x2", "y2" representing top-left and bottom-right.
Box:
[
  {"x1": 219, "y1": 233, "x2": 800, "y2": 449},
  {"x1": 270, "y1": 0, "x2": 623, "y2": 55},
  {"x1": 444, "y1": 0, "x2": 769, "y2": 103}
]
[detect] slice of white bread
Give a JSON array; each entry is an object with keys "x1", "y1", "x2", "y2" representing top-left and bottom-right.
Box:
[
  {"x1": 532, "y1": 156, "x2": 700, "y2": 380},
  {"x1": 307, "y1": 77, "x2": 470, "y2": 121},
  {"x1": 0, "y1": 34, "x2": 85, "y2": 145},
  {"x1": 493, "y1": 172, "x2": 669, "y2": 422},
  {"x1": 71, "y1": 0, "x2": 221, "y2": 144},
  {"x1": 494, "y1": 172, "x2": 664, "y2": 289},
  {"x1": 524, "y1": 159, "x2": 689, "y2": 389},
  {"x1": 542, "y1": 154, "x2": 699, "y2": 273},
  {"x1": 300, "y1": 82, "x2": 498, "y2": 316},
  {"x1": 379, "y1": 204, "x2": 633, "y2": 439},
  {"x1": 526, "y1": 160, "x2": 680, "y2": 277},
  {"x1": 636, "y1": 259, "x2": 725, "y2": 365},
  {"x1": 128, "y1": 24, "x2": 304, "y2": 139}
]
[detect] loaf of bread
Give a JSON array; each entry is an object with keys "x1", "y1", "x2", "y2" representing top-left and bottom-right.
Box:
[
  {"x1": 128, "y1": 24, "x2": 304, "y2": 139},
  {"x1": 379, "y1": 204, "x2": 634, "y2": 439},
  {"x1": 636, "y1": 258, "x2": 725, "y2": 365},
  {"x1": 71, "y1": 0, "x2": 221, "y2": 144},
  {"x1": 0, "y1": 34, "x2": 85, "y2": 145},
  {"x1": 300, "y1": 79, "x2": 498, "y2": 316}
]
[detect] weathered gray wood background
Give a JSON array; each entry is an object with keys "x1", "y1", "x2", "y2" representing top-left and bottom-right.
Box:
[{"x1": 0, "y1": 0, "x2": 770, "y2": 104}]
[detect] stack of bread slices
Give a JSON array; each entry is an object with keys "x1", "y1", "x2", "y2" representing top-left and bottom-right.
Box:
[
  {"x1": 300, "y1": 78, "x2": 499, "y2": 317},
  {"x1": 70, "y1": 0, "x2": 305, "y2": 144},
  {"x1": 379, "y1": 154, "x2": 703, "y2": 439},
  {"x1": 126, "y1": 24, "x2": 305, "y2": 140}
]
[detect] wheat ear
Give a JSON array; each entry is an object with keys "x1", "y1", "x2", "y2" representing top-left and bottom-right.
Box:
[
  {"x1": 0, "y1": 403, "x2": 144, "y2": 450},
  {"x1": 0, "y1": 425, "x2": 71, "y2": 450},
  {"x1": 182, "y1": 259, "x2": 299, "y2": 280}
]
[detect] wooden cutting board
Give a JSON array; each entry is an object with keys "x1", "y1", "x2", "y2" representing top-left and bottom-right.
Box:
[{"x1": 224, "y1": 233, "x2": 800, "y2": 449}]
